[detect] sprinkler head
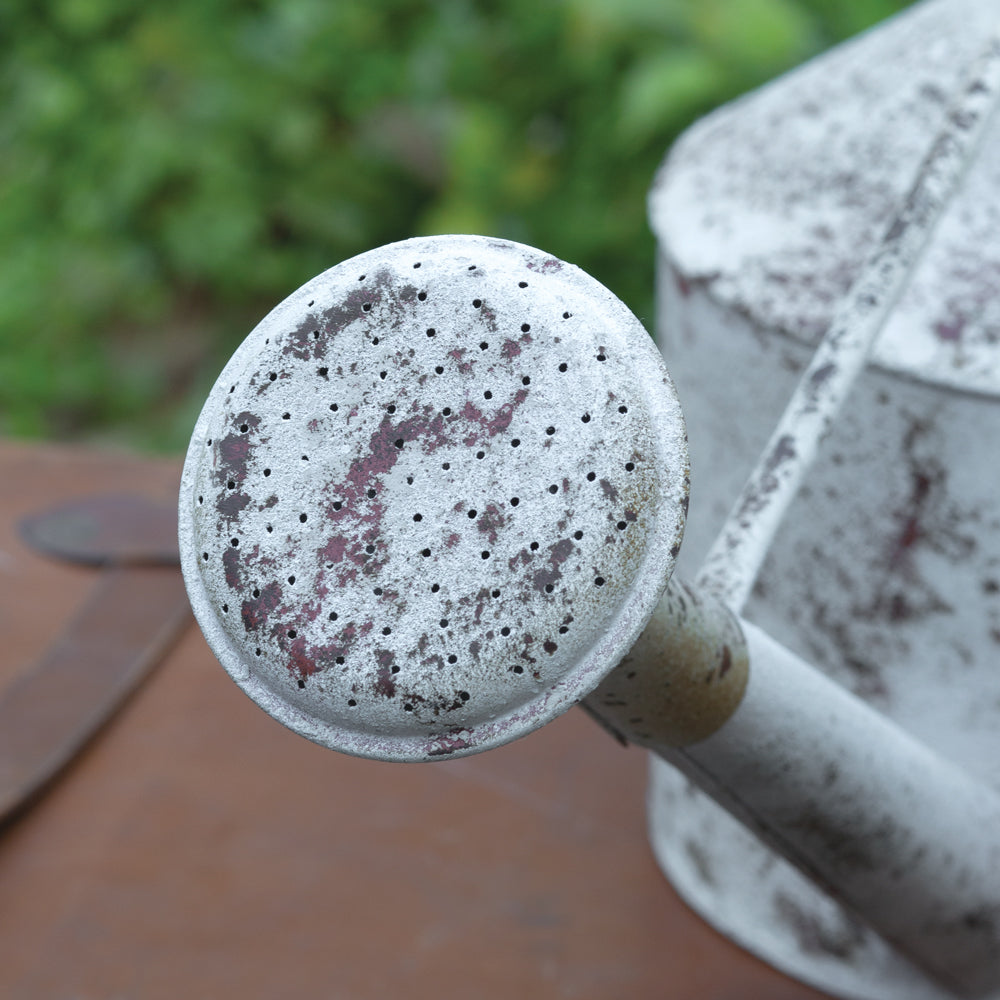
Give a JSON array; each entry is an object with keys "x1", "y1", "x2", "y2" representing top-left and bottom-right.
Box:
[{"x1": 179, "y1": 235, "x2": 688, "y2": 760}]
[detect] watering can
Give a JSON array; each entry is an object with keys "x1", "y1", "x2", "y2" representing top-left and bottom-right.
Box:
[{"x1": 178, "y1": 2, "x2": 1000, "y2": 997}]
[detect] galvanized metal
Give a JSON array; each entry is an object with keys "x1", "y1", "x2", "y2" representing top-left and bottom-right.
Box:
[
  {"x1": 649, "y1": 0, "x2": 1000, "y2": 997},
  {"x1": 583, "y1": 576, "x2": 748, "y2": 748},
  {"x1": 179, "y1": 235, "x2": 689, "y2": 762},
  {"x1": 697, "y1": 26, "x2": 1000, "y2": 610}
]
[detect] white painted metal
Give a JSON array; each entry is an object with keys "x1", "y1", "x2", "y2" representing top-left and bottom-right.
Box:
[
  {"x1": 649, "y1": 0, "x2": 1000, "y2": 996},
  {"x1": 698, "y1": 27, "x2": 1000, "y2": 609},
  {"x1": 665, "y1": 621, "x2": 1000, "y2": 998},
  {"x1": 179, "y1": 234, "x2": 689, "y2": 762}
]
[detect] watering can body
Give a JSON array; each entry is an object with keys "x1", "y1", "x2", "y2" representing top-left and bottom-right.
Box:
[
  {"x1": 177, "y1": 1, "x2": 1000, "y2": 995},
  {"x1": 649, "y1": 0, "x2": 1000, "y2": 996}
]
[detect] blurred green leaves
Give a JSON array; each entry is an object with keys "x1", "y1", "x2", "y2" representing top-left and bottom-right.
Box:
[{"x1": 0, "y1": 0, "x2": 910, "y2": 449}]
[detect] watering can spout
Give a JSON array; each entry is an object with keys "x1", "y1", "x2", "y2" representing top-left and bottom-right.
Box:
[
  {"x1": 586, "y1": 582, "x2": 1000, "y2": 998},
  {"x1": 179, "y1": 232, "x2": 1000, "y2": 1000}
]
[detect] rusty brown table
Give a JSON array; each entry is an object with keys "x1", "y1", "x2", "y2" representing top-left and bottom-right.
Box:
[{"x1": 0, "y1": 441, "x2": 830, "y2": 999}]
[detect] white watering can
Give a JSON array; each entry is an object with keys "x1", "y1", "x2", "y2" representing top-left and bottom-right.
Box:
[{"x1": 178, "y1": 2, "x2": 1000, "y2": 998}]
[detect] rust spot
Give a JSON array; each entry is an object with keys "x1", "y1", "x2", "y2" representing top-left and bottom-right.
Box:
[
  {"x1": 774, "y1": 893, "x2": 865, "y2": 960},
  {"x1": 719, "y1": 644, "x2": 732, "y2": 677},
  {"x1": 223, "y1": 548, "x2": 243, "y2": 589},
  {"x1": 216, "y1": 433, "x2": 253, "y2": 486},
  {"x1": 527, "y1": 257, "x2": 563, "y2": 273},
  {"x1": 241, "y1": 581, "x2": 283, "y2": 632},
  {"x1": 374, "y1": 650, "x2": 397, "y2": 697},
  {"x1": 427, "y1": 732, "x2": 471, "y2": 756},
  {"x1": 501, "y1": 338, "x2": 522, "y2": 360},
  {"x1": 287, "y1": 638, "x2": 317, "y2": 678},
  {"x1": 477, "y1": 504, "x2": 505, "y2": 544},
  {"x1": 599, "y1": 478, "x2": 619, "y2": 502},
  {"x1": 532, "y1": 537, "x2": 575, "y2": 593}
]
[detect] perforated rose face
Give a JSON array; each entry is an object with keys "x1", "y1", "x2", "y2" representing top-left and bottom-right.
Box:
[{"x1": 180, "y1": 235, "x2": 688, "y2": 760}]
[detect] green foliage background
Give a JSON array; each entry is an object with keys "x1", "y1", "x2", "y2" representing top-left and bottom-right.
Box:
[{"x1": 1, "y1": 0, "x2": 912, "y2": 451}]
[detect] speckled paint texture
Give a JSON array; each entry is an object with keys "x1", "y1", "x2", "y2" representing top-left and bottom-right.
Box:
[
  {"x1": 180, "y1": 235, "x2": 688, "y2": 761},
  {"x1": 649, "y1": 1, "x2": 1000, "y2": 997}
]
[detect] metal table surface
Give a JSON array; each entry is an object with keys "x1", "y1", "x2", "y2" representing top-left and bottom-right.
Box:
[{"x1": 0, "y1": 441, "x2": 829, "y2": 999}]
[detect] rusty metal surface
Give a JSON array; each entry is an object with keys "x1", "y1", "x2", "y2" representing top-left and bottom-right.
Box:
[
  {"x1": 584, "y1": 576, "x2": 749, "y2": 748},
  {"x1": 0, "y1": 440, "x2": 830, "y2": 1000},
  {"x1": 180, "y1": 235, "x2": 688, "y2": 761},
  {"x1": 648, "y1": 1, "x2": 1000, "y2": 997},
  {"x1": 650, "y1": 0, "x2": 1000, "y2": 397},
  {"x1": 696, "y1": 29, "x2": 1000, "y2": 609}
]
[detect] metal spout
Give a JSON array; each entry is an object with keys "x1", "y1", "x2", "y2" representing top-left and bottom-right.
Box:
[{"x1": 180, "y1": 234, "x2": 1000, "y2": 998}]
